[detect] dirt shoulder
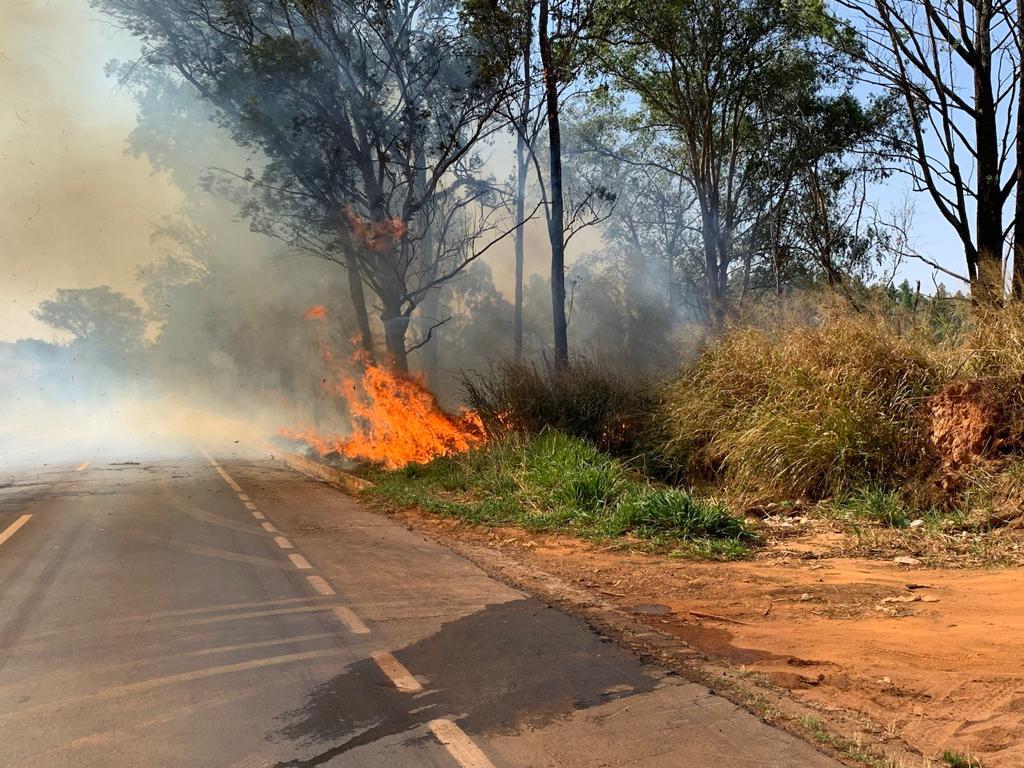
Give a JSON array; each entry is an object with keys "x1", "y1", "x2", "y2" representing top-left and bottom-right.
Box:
[{"x1": 364, "y1": 499, "x2": 1023, "y2": 768}]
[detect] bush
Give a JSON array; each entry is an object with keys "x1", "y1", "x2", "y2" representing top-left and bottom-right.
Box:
[
  {"x1": 656, "y1": 309, "x2": 940, "y2": 500},
  {"x1": 603, "y1": 487, "x2": 750, "y2": 540},
  {"x1": 962, "y1": 302, "x2": 1024, "y2": 379},
  {"x1": 461, "y1": 359, "x2": 654, "y2": 457},
  {"x1": 834, "y1": 485, "x2": 912, "y2": 528}
]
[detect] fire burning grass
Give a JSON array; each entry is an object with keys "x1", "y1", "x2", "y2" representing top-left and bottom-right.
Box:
[{"x1": 280, "y1": 307, "x2": 485, "y2": 469}]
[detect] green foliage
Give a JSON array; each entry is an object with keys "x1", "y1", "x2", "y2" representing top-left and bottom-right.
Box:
[
  {"x1": 833, "y1": 486, "x2": 912, "y2": 528},
  {"x1": 367, "y1": 431, "x2": 751, "y2": 555},
  {"x1": 602, "y1": 487, "x2": 748, "y2": 540}
]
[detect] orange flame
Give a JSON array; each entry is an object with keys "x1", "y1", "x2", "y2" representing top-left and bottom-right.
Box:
[
  {"x1": 303, "y1": 304, "x2": 328, "y2": 320},
  {"x1": 280, "y1": 307, "x2": 485, "y2": 469},
  {"x1": 343, "y1": 207, "x2": 407, "y2": 254}
]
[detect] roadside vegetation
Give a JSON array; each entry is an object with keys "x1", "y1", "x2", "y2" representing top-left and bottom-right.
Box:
[
  {"x1": 364, "y1": 431, "x2": 753, "y2": 558},
  {"x1": 366, "y1": 289, "x2": 1024, "y2": 565}
]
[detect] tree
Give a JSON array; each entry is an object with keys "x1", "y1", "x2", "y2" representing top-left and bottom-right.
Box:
[
  {"x1": 464, "y1": 0, "x2": 613, "y2": 366},
  {"x1": 598, "y1": 0, "x2": 892, "y2": 318},
  {"x1": 98, "y1": 0, "x2": 524, "y2": 372},
  {"x1": 832, "y1": 0, "x2": 1021, "y2": 302},
  {"x1": 34, "y1": 287, "x2": 146, "y2": 369}
]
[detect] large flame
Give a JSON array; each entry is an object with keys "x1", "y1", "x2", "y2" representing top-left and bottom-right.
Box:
[{"x1": 280, "y1": 307, "x2": 485, "y2": 469}]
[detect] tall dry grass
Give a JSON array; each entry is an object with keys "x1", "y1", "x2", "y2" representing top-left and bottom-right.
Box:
[
  {"x1": 657, "y1": 298, "x2": 942, "y2": 500},
  {"x1": 460, "y1": 359, "x2": 654, "y2": 457}
]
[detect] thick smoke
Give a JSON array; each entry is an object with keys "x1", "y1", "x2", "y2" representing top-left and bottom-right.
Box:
[{"x1": 1, "y1": 0, "x2": 690, "y2": 464}]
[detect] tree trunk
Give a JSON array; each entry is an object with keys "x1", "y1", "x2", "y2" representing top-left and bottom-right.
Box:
[
  {"x1": 973, "y1": 0, "x2": 1004, "y2": 303},
  {"x1": 538, "y1": 0, "x2": 569, "y2": 369},
  {"x1": 344, "y1": 250, "x2": 375, "y2": 358},
  {"x1": 1013, "y1": 0, "x2": 1024, "y2": 299},
  {"x1": 513, "y1": 12, "x2": 532, "y2": 362},
  {"x1": 380, "y1": 284, "x2": 410, "y2": 373},
  {"x1": 698, "y1": 203, "x2": 725, "y2": 324}
]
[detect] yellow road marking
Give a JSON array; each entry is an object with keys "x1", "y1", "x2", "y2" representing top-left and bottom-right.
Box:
[
  {"x1": 244, "y1": 501, "x2": 258, "y2": 510},
  {"x1": 306, "y1": 576, "x2": 335, "y2": 596},
  {"x1": 371, "y1": 651, "x2": 422, "y2": 693},
  {"x1": 0, "y1": 515, "x2": 32, "y2": 547},
  {"x1": 333, "y1": 606, "x2": 370, "y2": 635},
  {"x1": 273, "y1": 536, "x2": 293, "y2": 550},
  {"x1": 261, "y1": 522, "x2": 277, "y2": 533},
  {"x1": 428, "y1": 719, "x2": 496, "y2": 768},
  {"x1": 238, "y1": 493, "x2": 250, "y2": 501},
  {"x1": 288, "y1": 553, "x2": 312, "y2": 570},
  {"x1": 252, "y1": 511, "x2": 266, "y2": 520}
]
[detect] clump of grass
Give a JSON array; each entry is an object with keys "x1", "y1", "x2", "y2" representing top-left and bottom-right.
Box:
[
  {"x1": 961, "y1": 302, "x2": 1024, "y2": 379},
  {"x1": 365, "y1": 431, "x2": 751, "y2": 556},
  {"x1": 834, "y1": 486, "x2": 913, "y2": 528},
  {"x1": 460, "y1": 359, "x2": 654, "y2": 457},
  {"x1": 603, "y1": 487, "x2": 747, "y2": 540},
  {"x1": 794, "y1": 715, "x2": 902, "y2": 768},
  {"x1": 656, "y1": 308, "x2": 939, "y2": 501},
  {"x1": 942, "y1": 750, "x2": 983, "y2": 768}
]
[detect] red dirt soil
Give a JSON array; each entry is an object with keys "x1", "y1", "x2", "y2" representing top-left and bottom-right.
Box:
[{"x1": 391, "y1": 511, "x2": 1024, "y2": 766}]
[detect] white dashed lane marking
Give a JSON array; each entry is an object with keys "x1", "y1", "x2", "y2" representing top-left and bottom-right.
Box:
[
  {"x1": 288, "y1": 554, "x2": 312, "y2": 570},
  {"x1": 197, "y1": 448, "x2": 491, "y2": 767},
  {"x1": 371, "y1": 651, "x2": 422, "y2": 693},
  {"x1": 306, "y1": 576, "x2": 335, "y2": 596},
  {"x1": 333, "y1": 606, "x2": 370, "y2": 635},
  {"x1": 428, "y1": 719, "x2": 497, "y2": 768}
]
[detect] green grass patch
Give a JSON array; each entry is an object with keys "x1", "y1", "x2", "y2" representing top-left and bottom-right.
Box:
[
  {"x1": 364, "y1": 431, "x2": 752, "y2": 557},
  {"x1": 830, "y1": 485, "x2": 914, "y2": 528},
  {"x1": 942, "y1": 751, "x2": 984, "y2": 768}
]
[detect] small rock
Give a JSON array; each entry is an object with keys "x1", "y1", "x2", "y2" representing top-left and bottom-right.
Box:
[
  {"x1": 909, "y1": 519, "x2": 925, "y2": 529},
  {"x1": 881, "y1": 595, "x2": 920, "y2": 604},
  {"x1": 893, "y1": 556, "x2": 921, "y2": 566},
  {"x1": 919, "y1": 595, "x2": 940, "y2": 603},
  {"x1": 799, "y1": 593, "x2": 813, "y2": 601}
]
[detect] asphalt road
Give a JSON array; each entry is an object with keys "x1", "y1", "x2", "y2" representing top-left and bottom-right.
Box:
[{"x1": 0, "y1": 450, "x2": 843, "y2": 767}]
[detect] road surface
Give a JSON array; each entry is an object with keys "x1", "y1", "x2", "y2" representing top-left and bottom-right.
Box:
[{"x1": 0, "y1": 450, "x2": 842, "y2": 767}]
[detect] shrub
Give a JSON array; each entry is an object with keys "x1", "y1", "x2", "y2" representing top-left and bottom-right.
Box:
[
  {"x1": 461, "y1": 359, "x2": 654, "y2": 457},
  {"x1": 835, "y1": 485, "x2": 912, "y2": 528},
  {"x1": 656, "y1": 309, "x2": 940, "y2": 500},
  {"x1": 604, "y1": 487, "x2": 751, "y2": 540}
]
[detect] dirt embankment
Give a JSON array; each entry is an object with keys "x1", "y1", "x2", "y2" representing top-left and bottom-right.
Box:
[{"x1": 380, "y1": 505, "x2": 1024, "y2": 767}]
